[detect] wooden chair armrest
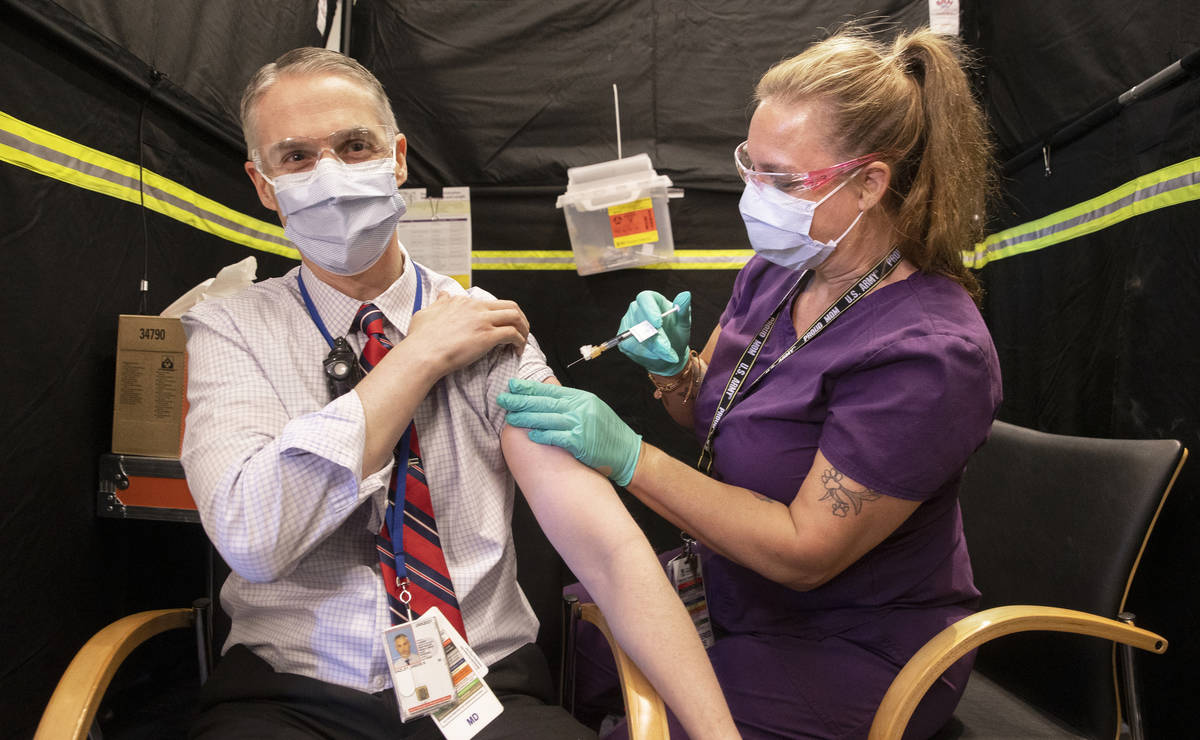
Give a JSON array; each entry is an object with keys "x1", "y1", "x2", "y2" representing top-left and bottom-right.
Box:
[
  {"x1": 578, "y1": 602, "x2": 670, "y2": 740},
  {"x1": 35, "y1": 608, "x2": 195, "y2": 740},
  {"x1": 867, "y1": 605, "x2": 1168, "y2": 740}
]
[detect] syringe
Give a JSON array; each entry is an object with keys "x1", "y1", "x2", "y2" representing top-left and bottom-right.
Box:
[{"x1": 567, "y1": 305, "x2": 680, "y2": 368}]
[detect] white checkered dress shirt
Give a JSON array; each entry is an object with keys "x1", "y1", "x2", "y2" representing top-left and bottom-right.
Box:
[{"x1": 180, "y1": 247, "x2": 552, "y2": 694}]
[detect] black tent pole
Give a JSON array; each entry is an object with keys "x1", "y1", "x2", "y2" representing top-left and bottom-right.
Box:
[
  {"x1": 1002, "y1": 48, "x2": 1200, "y2": 177},
  {"x1": 341, "y1": 0, "x2": 353, "y2": 55}
]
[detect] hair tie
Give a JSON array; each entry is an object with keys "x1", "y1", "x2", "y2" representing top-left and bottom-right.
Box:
[{"x1": 899, "y1": 48, "x2": 926, "y2": 85}]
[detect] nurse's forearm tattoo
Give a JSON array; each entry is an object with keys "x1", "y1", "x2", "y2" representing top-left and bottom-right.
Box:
[{"x1": 818, "y1": 467, "x2": 880, "y2": 517}]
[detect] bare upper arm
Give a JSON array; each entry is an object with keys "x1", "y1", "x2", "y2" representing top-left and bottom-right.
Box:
[
  {"x1": 500, "y1": 424, "x2": 648, "y2": 588},
  {"x1": 785, "y1": 448, "x2": 920, "y2": 588},
  {"x1": 699, "y1": 326, "x2": 721, "y2": 364}
]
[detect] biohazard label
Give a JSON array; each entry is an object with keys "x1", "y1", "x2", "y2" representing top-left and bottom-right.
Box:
[{"x1": 608, "y1": 198, "x2": 659, "y2": 248}]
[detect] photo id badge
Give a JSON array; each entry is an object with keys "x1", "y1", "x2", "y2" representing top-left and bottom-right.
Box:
[
  {"x1": 425, "y1": 607, "x2": 504, "y2": 740},
  {"x1": 668, "y1": 542, "x2": 715, "y2": 648},
  {"x1": 383, "y1": 614, "x2": 457, "y2": 721}
]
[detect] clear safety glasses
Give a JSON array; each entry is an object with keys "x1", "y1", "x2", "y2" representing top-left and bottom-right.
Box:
[
  {"x1": 253, "y1": 124, "x2": 395, "y2": 177},
  {"x1": 734, "y1": 140, "x2": 879, "y2": 195}
]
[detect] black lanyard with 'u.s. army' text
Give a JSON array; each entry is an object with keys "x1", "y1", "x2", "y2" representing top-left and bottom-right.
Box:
[{"x1": 697, "y1": 247, "x2": 902, "y2": 474}]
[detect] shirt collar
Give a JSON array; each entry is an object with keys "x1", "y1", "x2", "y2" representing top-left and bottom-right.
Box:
[
  {"x1": 298, "y1": 242, "x2": 421, "y2": 340},
  {"x1": 366, "y1": 243, "x2": 421, "y2": 337}
]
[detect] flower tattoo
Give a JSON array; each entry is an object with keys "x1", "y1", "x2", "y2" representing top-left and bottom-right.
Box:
[{"x1": 818, "y1": 468, "x2": 880, "y2": 517}]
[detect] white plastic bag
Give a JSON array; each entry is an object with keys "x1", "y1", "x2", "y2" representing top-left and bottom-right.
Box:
[{"x1": 159, "y1": 256, "x2": 257, "y2": 318}]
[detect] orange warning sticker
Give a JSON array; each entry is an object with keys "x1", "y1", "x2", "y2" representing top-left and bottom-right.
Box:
[{"x1": 608, "y1": 198, "x2": 659, "y2": 248}]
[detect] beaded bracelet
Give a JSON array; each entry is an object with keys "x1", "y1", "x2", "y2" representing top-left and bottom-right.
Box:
[{"x1": 650, "y1": 350, "x2": 700, "y2": 403}]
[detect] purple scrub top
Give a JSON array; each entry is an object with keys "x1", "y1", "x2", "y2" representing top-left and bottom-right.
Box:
[{"x1": 693, "y1": 255, "x2": 1002, "y2": 653}]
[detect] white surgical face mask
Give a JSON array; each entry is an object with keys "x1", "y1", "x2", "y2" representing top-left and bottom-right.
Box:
[
  {"x1": 264, "y1": 156, "x2": 407, "y2": 276},
  {"x1": 738, "y1": 176, "x2": 864, "y2": 272}
]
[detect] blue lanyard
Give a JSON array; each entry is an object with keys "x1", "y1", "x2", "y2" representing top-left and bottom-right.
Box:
[
  {"x1": 297, "y1": 263, "x2": 424, "y2": 351},
  {"x1": 297, "y1": 265, "x2": 424, "y2": 575},
  {"x1": 297, "y1": 265, "x2": 424, "y2": 350}
]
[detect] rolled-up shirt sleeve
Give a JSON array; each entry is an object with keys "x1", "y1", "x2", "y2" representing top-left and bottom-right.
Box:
[
  {"x1": 517, "y1": 333, "x2": 555, "y2": 383},
  {"x1": 181, "y1": 303, "x2": 389, "y2": 584}
]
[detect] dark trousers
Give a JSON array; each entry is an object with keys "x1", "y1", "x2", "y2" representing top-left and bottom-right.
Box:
[{"x1": 190, "y1": 642, "x2": 597, "y2": 740}]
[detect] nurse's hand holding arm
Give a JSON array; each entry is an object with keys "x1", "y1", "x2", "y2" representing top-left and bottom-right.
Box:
[
  {"x1": 498, "y1": 380, "x2": 642, "y2": 486},
  {"x1": 497, "y1": 380, "x2": 919, "y2": 592}
]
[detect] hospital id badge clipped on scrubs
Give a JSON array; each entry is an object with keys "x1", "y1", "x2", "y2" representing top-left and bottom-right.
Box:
[{"x1": 667, "y1": 535, "x2": 715, "y2": 648}]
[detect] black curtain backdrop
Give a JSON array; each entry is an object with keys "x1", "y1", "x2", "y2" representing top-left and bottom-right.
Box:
[
  {"x1": 974, "y1": 5, "x2": 1200, "y2": 736},
  {"x1": 0, "y1": 1, "x2": 306, "y2": 732},
  {"x1": 1, "y1": 0, "x2": 1198, "y2": 736}
]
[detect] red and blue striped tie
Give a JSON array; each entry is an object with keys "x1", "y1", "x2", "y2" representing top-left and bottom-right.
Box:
[{"x1": 353, "y1": 303, "x2": 467, "y2": 639}]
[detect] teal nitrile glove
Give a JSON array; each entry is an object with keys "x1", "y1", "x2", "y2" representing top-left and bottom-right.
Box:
[
  {"x1": 616, "y1": 290, "x2": 692, "y2": 376},
  {"x1": 497, "y1": 379, "x2": 642, "y2": 486}
]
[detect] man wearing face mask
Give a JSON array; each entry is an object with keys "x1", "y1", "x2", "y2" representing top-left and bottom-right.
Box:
[
  {"x1": 499, "y1": 26, "x2": 1003, "y2": 738},
  {"x1": 180, "y1": 48, "x2": 737, "y2": 739}
]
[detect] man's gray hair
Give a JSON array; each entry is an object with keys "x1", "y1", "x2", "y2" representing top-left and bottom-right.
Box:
[{"x1": 239, "y1": 47, "x2": 398, "y2": 158}]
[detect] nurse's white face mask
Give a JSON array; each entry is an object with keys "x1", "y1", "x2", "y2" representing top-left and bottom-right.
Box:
[
  {"x1": 738, "y1": 176, "x2": 864, "y2": 272},
  {"x1": 733, "y1": 140, "x2": 877, "y2": 272}
]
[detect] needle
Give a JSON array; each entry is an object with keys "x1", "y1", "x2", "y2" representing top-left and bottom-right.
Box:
[{"x1": 567, "y1": 305, "x2": 680, "y2": 368}]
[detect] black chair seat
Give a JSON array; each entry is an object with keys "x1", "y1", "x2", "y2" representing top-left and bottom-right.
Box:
[
  {"x1": 870, "y1": 421, "x2": 1184, "y2": 739},
  {"x1": 932, "y1": 672, "x2": 1090, "y2": 739}
]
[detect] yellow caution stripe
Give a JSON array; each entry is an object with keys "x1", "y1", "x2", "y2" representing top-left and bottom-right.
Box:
[
  {"x1": 470, "y1": 249, "x2": 753, "y2": 271},
  {"x1": 0, "y1": 110, "x2": 297, "y2": 259},
  {"x1": 9, "y1": 110, "x2": 1197, "y2": 273},
  {"x1": 964, "y1": 156, "x2": 1200, "y2": 268}
]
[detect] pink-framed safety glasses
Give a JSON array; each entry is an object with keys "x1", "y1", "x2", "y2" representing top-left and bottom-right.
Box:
[{"x1": 734, "y1": 140, "x2": 880, "y2": 194}]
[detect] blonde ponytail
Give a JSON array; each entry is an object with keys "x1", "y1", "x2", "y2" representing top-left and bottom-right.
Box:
[{"x1": 755, "y1": 25, "x2": 993, "y2": 301}]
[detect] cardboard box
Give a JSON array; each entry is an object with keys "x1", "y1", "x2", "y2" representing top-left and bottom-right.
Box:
[{"x1": 111, "y1": 315, "x2": 188, "y2": 458}]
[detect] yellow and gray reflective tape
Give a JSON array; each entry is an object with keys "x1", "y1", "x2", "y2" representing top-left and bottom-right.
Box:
[
  {"x1": 0, "y1": 111, "x2": 297, "y2": 259},
  {"x1": 471, "y1": 249, "x2": 753, "y2": 270},
  {"x1": 6, "y1": 110, "x2": 1199, "y2": 272},
  {"x1": 963, "y1": 156, "x2": 1200, "y2": 268}
]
